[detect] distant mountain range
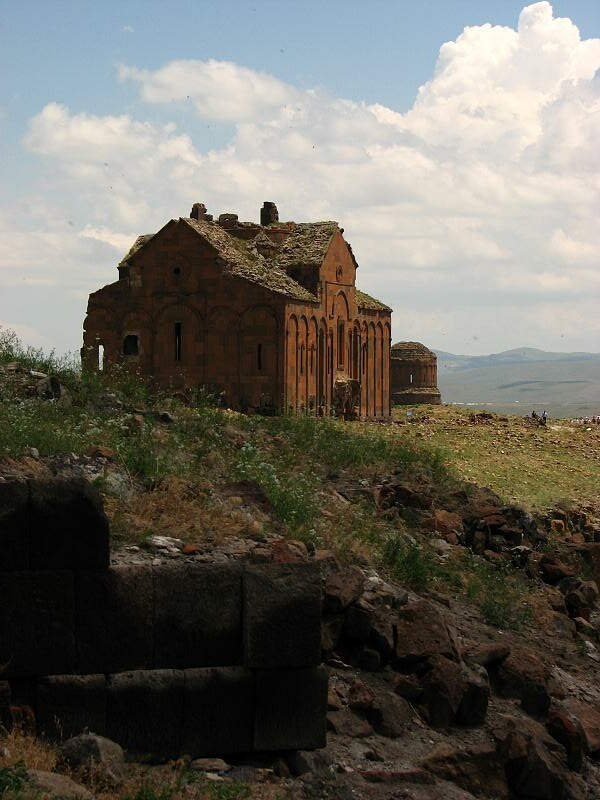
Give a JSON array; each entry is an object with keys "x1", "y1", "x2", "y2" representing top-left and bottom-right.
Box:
[{"x1": 433, "y1": 348, "x2": 600, "y2": 417}]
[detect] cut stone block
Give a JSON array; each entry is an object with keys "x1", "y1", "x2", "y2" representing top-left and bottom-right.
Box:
[
  {"x1": 29, "y1": 478, "x2": 109, "y2": 570},
  {"x1": 0, "y1": 480, "x2": 30, "y2": 571},
  {"x1": 76, "y1": 566, "x2": 153, "y2": 674},
  {"x1": 244, "y1": 562, "x2": 321, "y2": 668},
  {"x1": 36, "y1": 674, "x2": 107, "y2": 740},
  {"x1": 107, "y1": 669, "x2": 184, "y2": 757},
  {"x1": 183, "y1": 667, "x2": 254, "y2": 756},
  {"x1": 153, "y1": 563, "x2": 242, "y2": 668},
  {"x1": 254, "y1": 667, "x2": 328, "y2": 751},
  {"x1": 0, "y1": 571, "x2": 76, "y2": 677}
]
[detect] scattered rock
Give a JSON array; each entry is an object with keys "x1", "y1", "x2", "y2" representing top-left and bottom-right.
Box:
[
  {"x1": 59, "y1": 734, "x2": 126, "y2": 785},
  {"x1": 27, "y1": 770, "x2": 94, "y2": 800}
]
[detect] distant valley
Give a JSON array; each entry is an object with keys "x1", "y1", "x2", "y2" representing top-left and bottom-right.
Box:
[{"x1": 434, "y1": 347, "x2": 600, "y2": 418}]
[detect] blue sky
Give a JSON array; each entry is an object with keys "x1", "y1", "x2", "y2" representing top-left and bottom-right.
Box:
[{"x1": 1, "y1": 1, "x2": 599, "y2": 356}]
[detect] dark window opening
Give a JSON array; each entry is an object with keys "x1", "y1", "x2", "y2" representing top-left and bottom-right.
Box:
[
  {"x1": 174, "y1": 322, "x2": 182, "y2": 362},
  {"x1": 257, "y1": 343, "x2": 262, "y2": 371},
  {"x1": 173, "y1": 266, "x2": 181, "y2": 276},
  {"x1": 123, "y1": 334, "x2": 139, "y2": 356},
  {"x1": 329, "y1": 333, "x2": 334, "y2": 374},
  {"x1": 337, "y1": 321, "x2": 345, "y2": 368}
]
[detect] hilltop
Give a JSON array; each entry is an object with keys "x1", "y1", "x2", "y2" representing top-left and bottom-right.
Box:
[{"x1": 2, "y1": 329, "x2": 600, "y2": 800}]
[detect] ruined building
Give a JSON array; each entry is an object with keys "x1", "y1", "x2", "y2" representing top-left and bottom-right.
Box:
[
  {"x1": 390, "y1": 341, "x2": 441, "y2": 406},
  {"x1": 83, "y1": 202, "x2": 392, "y2": 419}
]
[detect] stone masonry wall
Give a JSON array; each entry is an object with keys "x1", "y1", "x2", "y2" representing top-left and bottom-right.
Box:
[{"x1": 0, "y1": 478, "x2": 327, "y2": 757}]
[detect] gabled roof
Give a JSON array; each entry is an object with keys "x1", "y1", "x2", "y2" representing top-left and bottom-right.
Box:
[
  {"x1": 119, "y1": 234, "x2": 154, "y2": 266},
  {"x1": 274, "y1": 222, "x2": 338, "y2": 271},
  {"x1": 355, "y1": 289, "x2": 391, "y2": 312},
  {"x1": 182, "y1": 217, "x2": 317, "y2": 302},
  {"x1": 116, "y1": 215, "x2": 390, "y2": 313}
]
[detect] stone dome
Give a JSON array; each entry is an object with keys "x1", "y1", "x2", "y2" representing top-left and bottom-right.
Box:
[{"x1": 390, "y1": 341, "x2": 436, "y2": 361}]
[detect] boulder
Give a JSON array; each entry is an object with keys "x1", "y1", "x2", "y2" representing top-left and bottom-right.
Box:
[
  {"x1": 494, "y1": 714, "x2": 573, "y2": 800},
  {"x1": 494, "y1": 648, "x2": 551, "y2": 718},
  {"x1": 59, "y1": 734, "x2": 126, "y2": 784},
  {"x1": 323, "y1": 565, "x2": 365, "y2": 613},
  {"x1": 394, "y1": 600, "x2": 461, "y2": 667},
  {"x1": 422, "y1": 742, "x2": 508, "y2": 799},
  {"x1": 369, "y1": 607, "x2": 395, "y2": 660},
  {"x1": 563, "y1": 698, "x2": 600, "y2": 756},
  {"x1": 539, "y1": 555, "x2": 575, "y2": 585},
  {"x1": 27, "y1": 770, "x2": 93, "y2": 800},
  {"x1": 343, "y1": 601, "x2": 373, "y2": 640},
  {"x1": 546, "y1": 707, "x2": 585, "y2": 771},
  {"x1": 367, "y1": 693, "x2": 412, "y2": 738},
  {"x1": 457, "y1": 663, "x2": 490, "y2": 727},
  {"x1": 421, "y1": 655, "x2": 464, "y2": 729},
  {"x1": 321, "y1": 616, "x2": 344, "y2": 653},
  {"x1": 465, "y1": 641, "x2": 510, "y2": 667},
  {"x1": 326, "y1": 709, "x2": 373, "y2": 738},
  {"x1": 420, "y1": 509, "x2": 464, "y2": 537}
]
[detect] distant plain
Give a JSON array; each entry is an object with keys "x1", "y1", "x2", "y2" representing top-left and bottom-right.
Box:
[{"x1": 435, "y1": 348, "x2": 600, "y2": 419}]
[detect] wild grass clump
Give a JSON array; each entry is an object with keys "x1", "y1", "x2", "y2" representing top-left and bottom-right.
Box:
[
  {"x1": 0, "y1": 327, "x2": 77, "y2": 382},
  {"x1": 234, "y1": 441, "x2": 319, "y2": 532},
  {"x1": 0, "y1": 402, "x2": 89, "y2": 456},
  {"x1": 464, "y1": 554, "x2": 532, "y2": 630},
  {"x1": 0, "y1": 728, "x2": 57, "y2": 773},
  {"x1": 381, "y1": 535, "x2": 441, "y2": 591}
]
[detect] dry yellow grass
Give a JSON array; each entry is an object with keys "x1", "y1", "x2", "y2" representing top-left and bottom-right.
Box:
[{"x1": 0, "y1": 729, "x2": 57, "y2": 772}]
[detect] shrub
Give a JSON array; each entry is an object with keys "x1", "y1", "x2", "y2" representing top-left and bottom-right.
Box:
[
  {"x1": 381, "y1": 536, "x2": 439, "y2": 591},
  {"x1": 464, "y1": 555, "x2": 532, "y2": 629},
  {"x1": 0, "y1": 762, "x2": 30, "y2": 797}
]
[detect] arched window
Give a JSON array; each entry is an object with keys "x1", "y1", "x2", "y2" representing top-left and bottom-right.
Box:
[
  {"x1": 122, "y1": 334, "x2": 139, "y2": 356},
  {"x1": 337, "y1": 321, "x2": 345, "y2": 368}
]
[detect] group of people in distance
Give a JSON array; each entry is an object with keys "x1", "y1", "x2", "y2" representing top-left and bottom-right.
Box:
[
  {"x1": 530, "y1": 409, "x2": 548, "y2": 425},
  {"x1": 570, "y1": 415, "x2": 600, "y2": 425}
]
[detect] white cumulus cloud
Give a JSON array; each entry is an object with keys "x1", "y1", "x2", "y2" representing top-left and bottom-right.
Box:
[{"x1": 12, "y1": 2, "x2": 600, "y2": 354}]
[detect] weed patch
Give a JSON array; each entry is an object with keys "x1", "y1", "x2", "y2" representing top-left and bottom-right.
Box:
[
  {"x1": 234, "y1": 442, "x2": 318, "y2": 532},
  {"x1": 381, "y1": 536, "x2": 440, "y2": 591},
  {"x1": 464, "y1": 555, "x2": 532, "y2": 629}
]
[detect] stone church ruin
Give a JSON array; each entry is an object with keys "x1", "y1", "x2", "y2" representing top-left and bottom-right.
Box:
[
  {"x1": 83, "y1": 202, "x2": 392, "y2": 419},
  {"x1": 391, "y1": 341, "x2": 441, "y2": 406}
]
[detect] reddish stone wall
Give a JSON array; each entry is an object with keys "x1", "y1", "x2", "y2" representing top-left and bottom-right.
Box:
[
  {"x1": 390, "y1": 343, "x2": 441, "y2": 406},
  {"x1": 84, "y1": 218, "x2": 391, "y2": 418}
]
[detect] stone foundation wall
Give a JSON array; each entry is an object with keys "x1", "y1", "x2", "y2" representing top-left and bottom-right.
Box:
[{"x1": 0, "y1": 478, "x2": 327, "y2": 757}]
